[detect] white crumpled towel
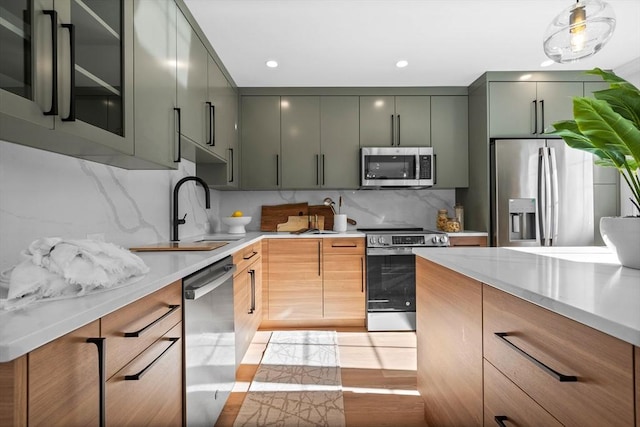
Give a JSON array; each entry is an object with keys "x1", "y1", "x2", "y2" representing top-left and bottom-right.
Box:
[{"x1": 0, "y1": 237, "x2": 149, "y2": 310}]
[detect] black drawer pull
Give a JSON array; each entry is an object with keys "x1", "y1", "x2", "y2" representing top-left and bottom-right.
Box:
[
  {"x1": 243, "y1": 251, "x2": 258, "y2": 260},
  {"x1": 124, "y1": 304, "x2": 180, "y2": 337},
  {"x1": 86, "y1": 337, "x2": 105, "y2": 427},
  {"x1": 124, "y1": 337, "x2": 179, "y2": 381},
  {"x1": 495, "y1": 415, "x2": 508, "y2": 426},
  {"x1": 331, "y1": 243, "x2": 357, "y2": 248},
  {"x1": 494, "y1": 332, "x2": 577, "y2": 382}
]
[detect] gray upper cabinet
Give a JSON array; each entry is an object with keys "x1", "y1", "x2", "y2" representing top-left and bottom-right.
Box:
[
  {"x1": 489, "y1": 81, "x2": 583, "y2": 137},
  {"x1": 176, "y1": 10, "x2": 207, "y2": 149},
  {"x1": 281, "y1": 96, "x2": 321, "y2": 189},
  {"x1": 206, "y1": 54, "x2": 229, "y2": 160},
  {"x1": 241, "y1": 96, "x2": 281, "y2": 189},
  {"x1": 1, "y1": 0, "x2": 135, "y2": 159},
  {"x1": 360, "y1": 95, "x2": 430, "y2": 147},
  {"x1": 132, "y1": 0, "x2": 179, "y2": 169},
  {"x1": 320, "y1": 96, "x2": 359, "y2": 189},
  {"x1": 431, "y1": 96, "x2": 468, "y2": 188}
]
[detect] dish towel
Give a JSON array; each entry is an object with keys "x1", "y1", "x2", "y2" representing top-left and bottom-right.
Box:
[{"x1": 0, "y1": 237, "x2": 149, "y2": 310}]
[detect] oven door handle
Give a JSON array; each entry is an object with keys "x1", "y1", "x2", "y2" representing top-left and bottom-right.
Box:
[{"x1": 366, "y1": 247, "x2": 414, "y2": 256}]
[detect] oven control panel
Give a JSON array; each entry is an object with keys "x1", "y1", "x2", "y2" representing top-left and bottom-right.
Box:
[{"x1": 367, "y1": 232, "x2": 449, "y2": 248}]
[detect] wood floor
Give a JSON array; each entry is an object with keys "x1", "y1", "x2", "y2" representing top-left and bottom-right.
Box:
[{"x1": 215, "y1": 328, "x2": 428, "y2": 427}]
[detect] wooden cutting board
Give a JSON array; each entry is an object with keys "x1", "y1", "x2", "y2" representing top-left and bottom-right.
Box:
[
  {"x1": 129, "y1": 241, "x2": 228, "y2": 252},
  {"x1": 260, "y1": 202, "x2": 309, "y2": 231},
  {"x1": 276, "y1": 215, "x2": 325, "y2": 232},
  {"x1": 309, "y1": 205, "x2": 334, "y2": 230}
]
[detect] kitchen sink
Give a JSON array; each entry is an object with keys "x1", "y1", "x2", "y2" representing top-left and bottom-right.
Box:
[{"x1": 194, "y1": 236, "x2": 244, "y2": 242}]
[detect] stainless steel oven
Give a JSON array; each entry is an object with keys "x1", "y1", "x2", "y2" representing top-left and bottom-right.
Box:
[{"x1": 361, "y1": 228, "x2": 449, "y2": 331}]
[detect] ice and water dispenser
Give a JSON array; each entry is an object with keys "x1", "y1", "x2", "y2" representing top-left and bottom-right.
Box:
[{"x1": 509, "y1": 198, "x2": 536, "y2": 242}]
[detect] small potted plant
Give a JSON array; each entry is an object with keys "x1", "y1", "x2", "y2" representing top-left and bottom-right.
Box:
[{"x1": 551, "y1": 68, "x2": 640, "y2": 269}]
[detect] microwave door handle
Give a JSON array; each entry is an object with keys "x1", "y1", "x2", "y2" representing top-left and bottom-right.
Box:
[{"x1": 433, "y1": 154, "x2": 437, "y2": 185}]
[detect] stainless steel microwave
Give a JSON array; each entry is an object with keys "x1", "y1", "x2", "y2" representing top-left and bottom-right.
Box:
[{"x1": 360, "y1": 147, "x2": 435, "y2": 188}]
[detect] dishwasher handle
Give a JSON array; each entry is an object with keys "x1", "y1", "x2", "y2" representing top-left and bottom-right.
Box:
[{"x1": 184, "y1": 263, "x2": 236, "y2": 300}]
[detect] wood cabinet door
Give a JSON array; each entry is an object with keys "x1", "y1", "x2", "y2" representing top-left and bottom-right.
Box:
[
  {"x1": 241, "y1": 96, "x2": 281, "y2": 189},
  {"x1": 416, "y1": 258, "x2": 483, "y2": 427},
  {"x1": 267, "y1": 239, "x2": 323, "y2": 319},
  {"x1": 281, "y1": 96, "x2": 321, "y2": 188},
  {"x1": 489, "y1": 81, "x2": 537, "y2": 137},
  {"x1": 323, "y1": 252, "x2": 365, "y2": 319},
  {"x1": 234, "y1": 264, "x2": 253, "y2": 368},
  {"x1": 320, "y1": 96, "x2": 360, "y2": 189},
  {"x1": 448, "y1": 235, "x2": 487, "y2": 247},
  {"x1": 394, "y1": 95, "x2": 431, "y2": 147},
  {"x1": 28, "y1": 320, "x2": 101, "y2": 426},
  {"x1": 483, "y1": 284, "x2": 634, "y2": 427},
  {"x1": 106, "y1": 323, "x2": 182, "y2": 427},
  {"x1": 484, "y1": 359, "x2": 563, "y2": 427},
  {"x1": 431, "y1": 95, "x2": 468, "y2": 188}
]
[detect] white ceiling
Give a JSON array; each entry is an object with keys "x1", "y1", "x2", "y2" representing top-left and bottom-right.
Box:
[{"x1": 183, "y1": 0, "x2": 640, "y2": 87}]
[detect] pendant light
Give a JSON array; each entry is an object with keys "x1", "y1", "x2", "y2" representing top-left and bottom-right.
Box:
[{"x1": 543, "y1": 0, "x2": 616, "y2": 63}]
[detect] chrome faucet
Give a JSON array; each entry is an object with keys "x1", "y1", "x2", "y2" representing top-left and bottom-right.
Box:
[{"x1": 172, "y1": 176, "x2": 211, "y2": 241}]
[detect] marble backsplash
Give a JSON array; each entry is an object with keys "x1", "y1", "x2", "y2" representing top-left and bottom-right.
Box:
[
  {"x1": 0, "y1": 140, "x2": 219, "y2": 270},
  {"x1": 215, "y1": 189, "x2": 455, "y2": 233},
  {"x1": 0, "y1": 139, "x2": 455, "y2": 271}
]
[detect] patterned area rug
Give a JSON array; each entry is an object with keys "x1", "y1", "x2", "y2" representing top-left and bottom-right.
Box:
[{"x1": 233, "y1": 330, "x2": 346, "y2": 427}]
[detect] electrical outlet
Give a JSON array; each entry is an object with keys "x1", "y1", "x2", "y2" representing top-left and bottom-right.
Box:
[{"x1": 87, "y1": 233, "x2": 105, "y2": 242}]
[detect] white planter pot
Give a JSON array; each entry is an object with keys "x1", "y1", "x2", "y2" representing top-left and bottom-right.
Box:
[{"x1": 600, "y1": 216, "x2": 640, "y2": 269}]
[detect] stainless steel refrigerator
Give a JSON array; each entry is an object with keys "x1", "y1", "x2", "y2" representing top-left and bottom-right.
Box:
[{"x1": 490, "y1": 138, "x2": 594, "y2": 247}]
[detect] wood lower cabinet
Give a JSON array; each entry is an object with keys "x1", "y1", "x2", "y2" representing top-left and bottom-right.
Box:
[
  {"x1": 233, "y1": 242, "x2": 263, "y2": 368},
  {"x1": 636, "y1": 346, "x2": 640, "y2": 427},
  {"x1": 484, "y1": 284, "x2": 635, "y2": 427},
  {"x1": 106, "y1": 323, "x2": 182, "y2": 427},
  {"x1": 323, "y1": 238, "x2": 365, "y2": 320},
  {"x1": 484, "y1": 359, "x2": 562, "y2": 427},
  {"x1": 263, "y1": 237, "x2": 366, "y2": 326},
  {"x1": 416, "y1": 257, "x2": 483, "y2": 427},
  {"x1": 266, "y1": 238, "x2": 323, "y2": 320},
  {"x1": 28, "y1": 320, "x2": 102, "y2": 427},
  {"x1": 448, "y1": 235, "x2": 487, "y2": 247},
  {"x1": 0, "y1": 282, "x2": 184, "y2": 427}
]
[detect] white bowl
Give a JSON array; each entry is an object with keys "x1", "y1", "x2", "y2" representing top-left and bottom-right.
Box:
[{"x1": 221, "y1": 216, "x2": 252, "y2": 234}]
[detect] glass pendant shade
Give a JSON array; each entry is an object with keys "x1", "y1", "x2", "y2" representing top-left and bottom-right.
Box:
[{"x1": 543, "y1": 0, "x2": 616, "y2": 63}]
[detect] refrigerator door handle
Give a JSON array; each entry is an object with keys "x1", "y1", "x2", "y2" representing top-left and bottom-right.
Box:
[
  {"x1": 549, "y1": 147, "x2": 559, "y2": 245},
  {"x1": 538, "y1": 147, "x2": 552, "y2": 246}
]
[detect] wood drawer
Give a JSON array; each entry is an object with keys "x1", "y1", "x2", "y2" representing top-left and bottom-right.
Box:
[
  {"x1": 106, "y1": 323, "x2": 182, "y2": 427},
  {"x1": 483, "y1": 285, "x2": 635, "y2": 427},
  {"x1": 102, "y1": 281, "x2": 182, "y2": 379},
  {"x1": 233, "y1": 241, "x2": 261, "y2": 274},
  {"x1": 448, "y1": 235, "x2": 486, "y2": 247},
  {"x1": 484, "y1": 359, "x2": 562, "y2": 427},
  {"x1": 323, "y1": 237, "x2": 364, "y2": 255}
]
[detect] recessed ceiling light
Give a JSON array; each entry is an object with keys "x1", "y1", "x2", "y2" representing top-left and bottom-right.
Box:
[
  {"x1": 266, "y1": 60, "x2": 278, "y2": 68},
  {"x1": 540, "y1": 59, "x2": 555, "y2": 67},
  {"x1": 396, "y1": 60, "x2": 409, "y2": 68}
]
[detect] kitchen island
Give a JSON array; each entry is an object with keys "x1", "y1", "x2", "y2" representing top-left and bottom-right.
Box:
[{"x1": 413, "y1": 246, "x2": 640, "y2": 427}]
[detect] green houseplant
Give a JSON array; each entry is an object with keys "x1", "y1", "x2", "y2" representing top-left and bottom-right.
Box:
[{"x1": 550, "y1": 68, "x2": 640, "y2": 269}]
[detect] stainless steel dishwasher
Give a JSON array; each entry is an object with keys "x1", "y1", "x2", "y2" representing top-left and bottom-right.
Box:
[{"x1": 183, "y1": 256, "x2": 236, "y2": 426}]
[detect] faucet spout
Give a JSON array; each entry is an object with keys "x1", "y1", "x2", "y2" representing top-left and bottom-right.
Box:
[{"x1": 172, "y1": 176, "x2": 211, "y2": 241}]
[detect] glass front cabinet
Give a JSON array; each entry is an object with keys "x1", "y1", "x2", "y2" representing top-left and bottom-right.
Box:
[{"x1": 0, "y1": 0, "x2": 134, "y2": 160}]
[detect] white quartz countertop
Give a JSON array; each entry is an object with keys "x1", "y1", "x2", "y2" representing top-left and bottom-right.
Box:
[
  {"x1": 446, "y1": 230, "x2": 488, "y2": 237},
  {"x1": 0, "y1": 231, "x2": 365, "y2": 362},
  {"x1": 413, "y1": 246, "x2": 640, "y2": 347}
]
